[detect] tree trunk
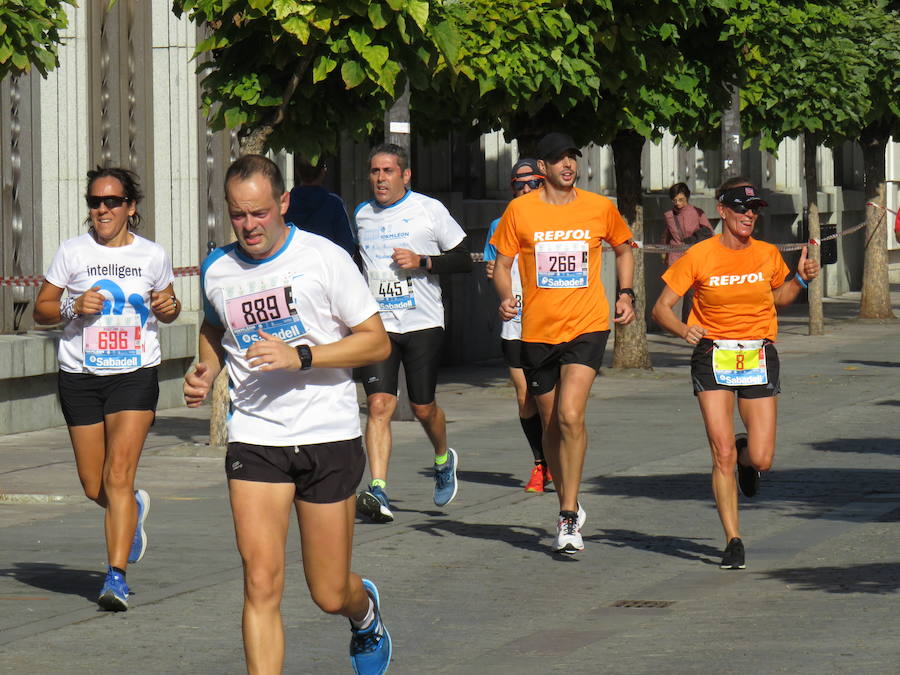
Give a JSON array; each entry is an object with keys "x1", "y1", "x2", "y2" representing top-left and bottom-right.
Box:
[
  {"x1": 858, "y1": 125, "x2": 894, "y2": 319},
  {"x1": 802, "y1": 134, "x2": 824, "y2": 335},
  {"x1": 611, "y1": 130, "x2": 652, "y2": 370},
  {"x1": 721, "y1": 88, "x2": 742, "y2": 179}
]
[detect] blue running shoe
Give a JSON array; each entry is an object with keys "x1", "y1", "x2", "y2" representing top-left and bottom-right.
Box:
[
  {"x1": 128, "y1": 489, "x2": 150, "y2": 564},
  {"x1": 433, "y1": 448, "x2": 458, "y2": 507},
  {"x1": 350, "y1": 579, "x2": 391, "y2": 675},
  {"x1": 97, "y1": 566, "x2": 129, "y2": 611},
  {"x1": 357, "y1": 486, "x2": 394, "y2": 523}
]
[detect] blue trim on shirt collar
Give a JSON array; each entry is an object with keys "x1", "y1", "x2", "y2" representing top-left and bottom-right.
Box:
[
  {"x1": 233, "y1": 225, "x2": 296, "y2": 265},
  {"x1": 367, "y1": 189, "x2": 413, "y2": 211}
]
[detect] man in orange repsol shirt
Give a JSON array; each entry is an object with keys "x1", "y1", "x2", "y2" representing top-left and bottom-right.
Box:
[
  {"x1": 490, "y1": 132, "x2": 636, "y2": 555},
  {"x1": 652, "y1": 177, "x2": 819, "y2": 571}
]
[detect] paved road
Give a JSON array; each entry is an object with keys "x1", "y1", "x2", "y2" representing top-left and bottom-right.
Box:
[{"x1": 1, "y1": 293, "x2": 898, "y2": 674}]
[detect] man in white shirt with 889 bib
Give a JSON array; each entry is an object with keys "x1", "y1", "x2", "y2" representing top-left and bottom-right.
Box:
[{"x1": 183, "y1": 155, "x2": 393, "y2": 675}]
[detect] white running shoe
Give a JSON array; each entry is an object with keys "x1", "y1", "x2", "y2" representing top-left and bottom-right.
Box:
[
  {"x1": 553, "y1": 511, "x2": 584, "y2": 554},
  {"x1": 577, "y1": 502, "x2": 586, "y2": 530}
]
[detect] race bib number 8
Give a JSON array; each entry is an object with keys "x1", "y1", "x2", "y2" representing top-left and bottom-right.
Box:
[
  {"x1": 225, "y1": 285, "x2": 306, "y2": 352},
  {"x1": 535, "y1": 241, "x2": 589, "y2": 288},
  {"x1": 369, "y1": 269, "x2": 416, "y2": 311},
  {"x1": 83, "y1": 313, "x2": 142, "y2": 370},
  {"x1": 713, "y1": 340, "x2": 768, "y2": 386}
]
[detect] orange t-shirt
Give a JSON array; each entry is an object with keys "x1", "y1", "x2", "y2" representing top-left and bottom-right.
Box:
[
  {"x1": 491, "y1": 188, "x2": 633, "y2": 344},
  {"x1": 662, "y1": 235, "x2": 790, "y2": 340}
]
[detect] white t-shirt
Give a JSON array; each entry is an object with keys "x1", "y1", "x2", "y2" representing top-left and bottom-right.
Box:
[
  {"x1": 354, "y1": 190, "x2": 466, "y2": 334},
  {"x1": 483, "y1": 217, "x2": 522, "y2": 341},
  {"x1": 44, "y1": 232, "x2": 174, "y2": 374},
  {"x1": 202, "y1": 228, "x2": 378, "y2": 446}
]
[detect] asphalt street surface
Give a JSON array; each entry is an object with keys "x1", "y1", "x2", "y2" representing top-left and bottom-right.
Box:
[{"x1": 1, "y1": 292, "x2": 898, "y2": 674}]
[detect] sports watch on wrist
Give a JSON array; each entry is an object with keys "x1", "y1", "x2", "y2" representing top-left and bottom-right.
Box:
[
  {"x1": 617, "y1": 287, "x2": 636, "y2": 303},
  {"x1": 419, "y1": 255, "x2": 430, "y2": 269},
  {"x1": 296, "y1": 344, "x2": 313, "y2": 370}
]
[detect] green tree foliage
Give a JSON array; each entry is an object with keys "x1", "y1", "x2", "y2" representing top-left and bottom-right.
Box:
[
  {"x1": 727, "y1": 0, "x2": 874, "y2": 151},
  {"x1": 173, "y1": 0, "x2": 460, "y2": 157},
  {"x1": 0, "y1": 0, "x2": 73, "y2": 80}
]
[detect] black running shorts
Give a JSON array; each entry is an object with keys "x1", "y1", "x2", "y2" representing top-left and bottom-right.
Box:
[
  {"x1": 691, "y1": 339, "x2": 781, "y2": 399},
  {"x1": 500, "y1": 338, "x2": 524, "y2": 370},
  {"x1": 58, "y1": 367, "x2": 159, "y2": 426},
  {"x1": 359, "y1": 327, "x2": 444, "y2": 404},
  {"x1": 521, "y1": 331, "x2": 610, "y2": 397},
  {"x1": 225, "y1": 437, "x2": 365, "y2": 504}
]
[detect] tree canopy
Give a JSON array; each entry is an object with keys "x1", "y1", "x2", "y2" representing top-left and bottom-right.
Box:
[
  {"x1": 173, "y1": 0, "x2": 461, "y2": 156},
  {"x1": 0, "y1": 0, "x2": 73, "y2": 80}
]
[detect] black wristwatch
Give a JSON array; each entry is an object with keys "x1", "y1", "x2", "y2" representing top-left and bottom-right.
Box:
[
  {"x1": 296, "y1": 344, "x2": 313, "y2": 370},
  {"x1": 419, "y1": 255, "x2": 430, "y2": 269},
  {"x1": 617, "y1": 288, "x2": 636, "y2": 303}
]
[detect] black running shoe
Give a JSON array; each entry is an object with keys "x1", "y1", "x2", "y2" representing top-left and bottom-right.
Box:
[
  {"x1": 720, "y1": 537, "x2": 746, "y2": 569},
  {"x1": 735, "y1": 433, "x2": 759, "y2": 498}
]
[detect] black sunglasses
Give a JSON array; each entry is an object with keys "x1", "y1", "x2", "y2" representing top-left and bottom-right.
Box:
[
  {"x1": 513, "y1": 178, "x2": 544, "y2": 191},
  {"x1": 86, "y1": 195, "x2": 129, "y2": 209},
  {"x1": 725, "y1": 202, "x2": 763, "y2": 214}
]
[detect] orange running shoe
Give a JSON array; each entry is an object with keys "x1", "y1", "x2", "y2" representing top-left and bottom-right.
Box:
[{"x1": 525, "y1": 464, "x2": 546, "y2": 493}]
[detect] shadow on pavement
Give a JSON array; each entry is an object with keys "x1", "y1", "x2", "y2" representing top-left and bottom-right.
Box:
[
  {"x1": 809, "y1": 437, "x2": 900, "y2": 456},
  {"x1": 413, "y1": 468, "x2": 523, "y2": 489},
  {"x1": 759, "y1": 562, "x2": 900, "y2": 594},
  {"x1": 585, "y1": 468, "x2": 900, "y2": 522},
  {"x1": 0, "y1": 562, "x2": 104, "y2": 601},
  {"x1": 876, "y1": 400, "x2": 900, "y2": 407},
  {"x1": 587, "y1": 528, "x2": 721, "y2": 565},
  {"x1": 840, "y1": 359, "x2": 900, "y2": 368},
  {"x1": 151, "y1": 414, "x2": 210, "y2": 443},
  {"x1": 415, "y1": 518, "x2": 575, "y2": 560}
]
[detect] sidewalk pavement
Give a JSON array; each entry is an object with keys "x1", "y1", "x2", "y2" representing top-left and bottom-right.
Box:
[{"x1": 1, "y1": 291, "x2": 899, "y2": 674}]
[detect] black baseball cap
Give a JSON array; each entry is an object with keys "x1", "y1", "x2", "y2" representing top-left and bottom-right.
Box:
[
  {"x1": 536, "y1": 132, "x2": 582, "y2": 161},
  {"x1": 510, "y1": 158, "x2": 541, "y2": 179},
  {"x1": 718, "y1": 185, "x2": 768, "y2": 209}
]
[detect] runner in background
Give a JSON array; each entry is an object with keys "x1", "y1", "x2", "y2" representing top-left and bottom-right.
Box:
[
  {"x1": 652, "y1": 177, "x2": 819, "y2": 570},
  {"x1": 354, "y1": 143, "x2": 472, "y2": 523},
  {"x1": 483, "y1": 158, "x2": 551, "y2": 492},
  {"x1": 33, "y1": 167, "x2": 179, "y2": 610}
]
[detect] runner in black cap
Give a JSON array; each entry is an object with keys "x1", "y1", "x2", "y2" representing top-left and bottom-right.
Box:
[
  {"x1": 490, "y1": 132, "x2": 636, "y2": 554},
  {"x1": 652, "y1": 176, "x2": 819, "y2": 570}
]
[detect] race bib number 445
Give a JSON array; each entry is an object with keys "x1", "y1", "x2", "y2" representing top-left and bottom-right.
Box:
[
  {"x1": 535, "y1": 240, "x2": 589, "y2": 288},
  {"x1": 369, "y1": 269, "x2": 416, "y2": 311},
  {"x1": 224, "y1": 284, "x2": 306, "y2": 352}
]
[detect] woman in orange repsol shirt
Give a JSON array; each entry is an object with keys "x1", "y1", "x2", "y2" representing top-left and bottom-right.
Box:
[{"x1": 652, "y1": 177, "x2": 819, "y2": 571}]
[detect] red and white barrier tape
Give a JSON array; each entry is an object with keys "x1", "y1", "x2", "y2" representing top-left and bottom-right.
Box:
[
  {"x1": 0, "y1": 222, "x2": 870, "y2": 287},
  {"x1": 0, "y1": 265, "x2": 201, "y2": 288}
]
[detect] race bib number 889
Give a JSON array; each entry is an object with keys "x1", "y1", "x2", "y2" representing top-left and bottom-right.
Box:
[{"x1": 224, "y1": 285, "x2": 306, "y2": 352}]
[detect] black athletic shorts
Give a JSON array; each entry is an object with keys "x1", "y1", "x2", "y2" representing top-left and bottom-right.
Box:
[
  {"x1": 225, "y1": 437, "x2": 365, "y2": 504},
  {"x1": 691, "y1": 339, "x2": 781, "y2": 399},
  {"x1": 359, "y1": 327, "x2": 443, "y2": 404},
  {"x1": 500, "y1": 338, "x2": 524, "y2": 370},
  {"x1": 58, "y1": 367, "x2": 159, "y2": 426},
  {"x1": 521, "y1": 331, "x2": 610, "y2": 397}
]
